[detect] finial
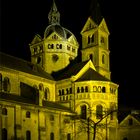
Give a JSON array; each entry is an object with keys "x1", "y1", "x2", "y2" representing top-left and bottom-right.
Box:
[{"x1": 48, "y1": 0, "x2": 60, "y2": 25}]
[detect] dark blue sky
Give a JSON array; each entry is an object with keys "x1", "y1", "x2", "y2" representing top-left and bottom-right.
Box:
[{"x1": 1, "y1": 0, "x2": 140, "y2": 108}]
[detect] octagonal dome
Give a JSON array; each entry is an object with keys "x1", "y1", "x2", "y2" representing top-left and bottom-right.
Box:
[{"x1": 44, "y1": 24, "x2": 76, "y2": 40}]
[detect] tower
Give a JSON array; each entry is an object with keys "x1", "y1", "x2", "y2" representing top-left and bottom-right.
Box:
[
  {"x1": 29, "y1": 0, "x2": 79, "y2": 74},
  {"x1": 81, "y1": 2, "x2": 110, "y2": 80}
]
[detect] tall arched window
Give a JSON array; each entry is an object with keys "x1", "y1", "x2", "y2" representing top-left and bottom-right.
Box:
[
  {"x1": 81, "y1": 105, "x2": 87, "y2": 119},
  {"x1": 50, "y1": 132, "x2": 54, "y2": 140},
  {"x1": 85, "y1": 86, "x2": 88, "y2": 92},
  {"x1": 102, "y1": 87, "x2": 106, "y2": 93},
  {"x1": 102, "y1": 54, "x2": 105, "y2": 64},
  {"x1": 3, "y1": 77, "x2": 10, "y2": 92},
  {"x1": 26, "y1": 130, "x2": 31, "y2": 140},
  {"x1": 2, "y1": 108, "x2": 7, "y2": 115},
  {"x1": 67, "y1": 133, "x2": 71, "y2": 140},
  {"x1": 96, "y1": 105, "x2": 103, "y2": 119},
  {"x1": 89, "y1": 54, "x2": 93, "y2": 62},
  {"x1": 81, "y1": 87, "x2": 84, "y2": 93},
  {"x1": 2, "y1": 128, "x2": 7, "y2": 140},
  {"x1": 39, "y1": 83, "x2": 44, "y2": 91},
  {"x1": 91, "y1": 34, "x2": 94, "y2": 42},
  {"x1": 44, "y1": 87, "x2": 50, "y2": 100},
  {"x1": 0, "y1": 73, "x2": 2, "y2": 91}
]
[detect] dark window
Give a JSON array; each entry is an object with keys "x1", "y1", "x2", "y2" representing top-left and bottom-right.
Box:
[
  {"x1": 91, "y1": 34, "x2": 94, "y2": 42},
  {"x1": 81, "y1": 87, "x2": 84, "y2": 93},
  {"x1": 81, "y1": 105, "x2": 87, "y2": 119},
  {"x1": 37, "y1": 56, "x2": 41, "y2": 64},
  {"x1": 96, "y1": 105, "x2": 103, "y2": 119},
  {"x1": 88, "y1": 36, "x2": 90, "y2": 44},
  {"x1": 89, "y1": 54, "x2": 93, "y2": 62},
  {"x1": 45, "y1": 87, "x2": 50, "y2": 100},
  {"x1": 59, "y1": 90, "x2": 61, "y2": 96},
  {"x1": 69, "y1": 88, "x2": 72, "y2": 94},
  {"x1": 39, "y1": 83, "x2": 44, "y2": 91},
  {"x1": 50, "y1": 132, "x2": 54, "y2": 140},
  {"x1": 102, "y1": 87, "x2": 106, "y2": 93},
  {"x1": 67, "y1": 133, "x2": 71, "y2": 140},
  {"x1": 3, "y1": 77, "x2": 10, "y2": 92},
  {"x1": 26, "y1": 130, "x2": 31, "y2": 140},
  {"x1": 26, "y1": 111, "x2": 31, "y2": 118},
  {"x1": 77, "y1": 87, "x2": 80, "y2": 93},
  {"x1": 62, "y1": 89, "x2": 64, "y2": 95},
  {"x1": 102, "y1": 54, "x2": 105, "y2": 64},
  {"x1": 85, "y1": 86, "x2": 88, "y2": 92},
  {"x1": 128, "y1": 118, "x2": 133, "y2": 125},
  {"x1": 2, "y1": 128, "x2": 7, "y2": 140},
  {"x1": 2, "y1": 108, "x2": 7, "y2": 115},
  {"x1": 93, "y1": 86, "x2": 97, "y2": 92}
]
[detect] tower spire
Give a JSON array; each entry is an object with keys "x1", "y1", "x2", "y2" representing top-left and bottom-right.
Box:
[{"x1": 48, "y1": 0, "x2": 60, "y2": 25}]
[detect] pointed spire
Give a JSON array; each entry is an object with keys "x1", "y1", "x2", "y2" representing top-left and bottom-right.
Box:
[
  {"x1": 89, "y1": 0, "x2": 103, "y2": 24},
  {"x1": 48, "y1": 0, "x2": 60, "y2": 25}
]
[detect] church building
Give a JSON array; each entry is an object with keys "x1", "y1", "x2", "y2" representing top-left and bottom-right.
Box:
[{"x1": 0, "y1": 1, "x2": 119, "y2": 140}]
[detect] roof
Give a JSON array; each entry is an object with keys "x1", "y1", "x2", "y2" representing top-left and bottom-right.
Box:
[
  {"x1": 0, "y1": 92, "x2": 39, "y2": 105},
  {"x1": 0, "y1": 52, "x2": 54, "y2": 80},
  {"x1": 52, "y1": 60, "x2": 109, "y2": 82},
  {"x1": 0, "y1": 92, "x2": 74, "y2": 113},
  {"x1": 52, "y1": 60, "x2": 89, "y2": 80},
  {"x1": 76, "y1": 68, "x2": 109, "y2": 82},
  {"x1": 42, "y1": 101, "x2": 74, "y2": 113}
]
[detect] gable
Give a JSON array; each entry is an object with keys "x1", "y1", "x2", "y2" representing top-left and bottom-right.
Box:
[
  {"x1": 71, "y1": 60, "x2": 96, "y2": 81},
  {"x1": 31, "y1": 34, "x2": 42, "y2": 44},
  {"x1": 68, "y1": 35, "x2": 79, "y2": 46},
  {"x1": 120, "y1": 114, "x2": 140, "y2": 127},
  {"x1": 98, "y1": 18, "x2": 110, "y2": 34},
  {"x1": 46, "y1": 32, "x2": 63, "y2": 40},
  {"x1": 81, "y1": 17, "x2": 98, "y2": 34}
]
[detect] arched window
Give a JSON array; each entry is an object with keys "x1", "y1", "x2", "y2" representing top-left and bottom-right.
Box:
[
  {"x1": 2, "y1": 108, "x2": 7, "y2": 115},
  {"x1": 77, "y1": 87, "x2": 80, "y2": 93},
  {"x1": 96, "y1": 105, "x2": 103, "y2": 119},
  {"x1": 39, "y1": 83, "x2": 44, "y2": 91},
  {"x1": 59, "y1": 90, "x2": 61, "y2": 96},
  {"x1": 89, "y1": 54, "x2": 93, "y2": 62},
  {"x1": 81, "y1": 87, "x2": 84, "y2": 93},
  {"x1": 50, "y1": 132, "x2": 54, "y2": 140},
  {"x1": 85, "y1": 86, "x2": 88, "y2": 92},
  {"x1": 81, "y1": 105, "x2": 87, "y2": 119},
  {"x1": 3, "y1": 77, "x2": 10, "y2": 92},
  {"x1": 102, "y1": 87, "x2": 106, "y2": 93},
  {"x1": 88, "y1": 36, "x2": 90, "y2": 44},
  {"x1": 0, "y1": 73, "x2": 2, "y2": 91},
  {"x1": 44, "y1": 87, "x2": 50, "y2": 100},
  {"x1": 91, "y1": 34, "x2": 94, "y2": 42},
  {"x1": 26, "y1": 130, "x2": 31, "y2": 140},
  {"x1": 2, "y1": 128, "x2": 7, "y2": 140},
  {"x1": 67, "y1": 133, "x2": 71, "y2": 140},
  {"x1": 102, "y1": 54, "x2": 105, "y2": 64},
  {"x1": 26, "y1": 111, "x2": 31, "y2": 118}
]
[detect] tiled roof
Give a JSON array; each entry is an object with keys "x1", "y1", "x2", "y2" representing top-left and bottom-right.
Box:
[
  {"x1": 76, "y1": 68, "x2": 110, "y2": 81},
  {"x1": 0, "y1": 52, "x2": 54, "y2": 80}
]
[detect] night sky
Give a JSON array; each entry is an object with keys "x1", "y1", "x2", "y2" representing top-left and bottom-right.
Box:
[{"x1": 1, "y1": 0, "x2": 140, "y2": 108}]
